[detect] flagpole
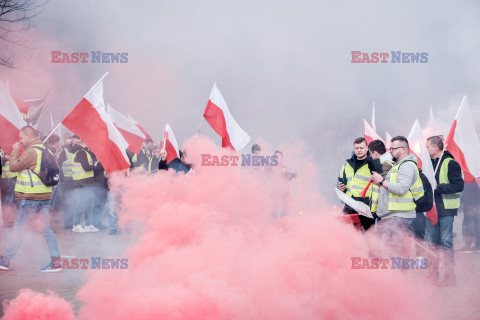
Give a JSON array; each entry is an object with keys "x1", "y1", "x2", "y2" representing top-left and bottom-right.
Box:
[
  {"x1": 43, "y1": 122, "x2": 61, "y2": 143},
  {"x1": 197, "y1": 117, "x2": 204, "y2": 134},
  {"x1": 43, "y1": 72, "x2": 108, "y2": 143},
  {"x1": 85, "y1": 72, "x2": 109, "y2": 98}
]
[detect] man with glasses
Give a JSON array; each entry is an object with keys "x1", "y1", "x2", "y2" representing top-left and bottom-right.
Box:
[{"x1": 370, "y1": 136, "x2": 422, "y2": 257}]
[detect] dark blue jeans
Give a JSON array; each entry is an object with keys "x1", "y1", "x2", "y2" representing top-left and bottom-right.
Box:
[
  {"x1": 425, "y1": 215, "x2": 455, "y2": 278},
  {"x1": 3, "y1": 199, "x2": 60, "y2": 263}
]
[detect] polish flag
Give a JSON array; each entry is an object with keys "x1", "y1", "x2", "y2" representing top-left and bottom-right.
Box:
[
  {"x1": 407, "y1": 120, "x2": 426, "y2": 171},
  {"x1": 363, "y1": 119, "x2": 384, "y2": 144},
  {"x1": 445, "y1": 96, "x2": 480, "y2": 184},
  {"x1": 408, "y1": 120, "x2": 437, "y2": 225},
  {"x1": 108, "y1": 104, "x2": 146, "y2": 154},
  {"x1": 203, "y1": 84, "x2": 251, "y2": 151},
  {"x1": 0, "y1": 81, "x2": 27, "y2": 154},
  {"x1": 163, "y1": 123, "x2": 179, "y2": 164},
  {"x1": 407, "y1": 120, "x2": 434, "y2": 185},
  {"x1": 385, "y1": 131, "x2": 392, "y2": 150},
  {"x1": 126, "y1": 113, "x2": 152, "y2": 140},
  {"x1": 61, "y1": 73, "x2": 130, "y2": 173}
]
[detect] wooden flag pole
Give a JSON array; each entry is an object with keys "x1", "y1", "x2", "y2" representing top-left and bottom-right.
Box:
[{"x1": 197, "y1": 117, "x2": 204, "y2": 134}]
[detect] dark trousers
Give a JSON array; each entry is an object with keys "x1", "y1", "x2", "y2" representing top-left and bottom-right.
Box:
[
  {"x1": 91, "y1": 184, "x2": 107, "y2": 227},
  {"x1": 463, "y1": 206, "x2": 480, "y2": 247}
]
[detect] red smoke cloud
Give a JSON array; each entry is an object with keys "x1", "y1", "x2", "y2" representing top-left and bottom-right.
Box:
[
  {"x1": 3, "y1": 137, "x2": 438, "y2": 320},
  {"x1": 2, "y1": 289, "x2": 75, "y2": 320}
]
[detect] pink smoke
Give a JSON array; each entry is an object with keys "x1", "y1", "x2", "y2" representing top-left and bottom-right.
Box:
[
  {"x1": 2, "y1": 289, "x2": 75, "y2": 320},
  {"x1": 68, "y1": 136, "x2": 437, "y2": 320}
]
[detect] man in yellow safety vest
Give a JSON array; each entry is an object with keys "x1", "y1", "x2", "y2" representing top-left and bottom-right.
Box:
[{"x1": 0, "y1": 126, "x2": 62, "y2": 272}]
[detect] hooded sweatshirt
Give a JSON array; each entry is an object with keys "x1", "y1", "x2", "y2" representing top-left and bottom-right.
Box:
[{"x1": 376, "y1": 154, "x2": 418, "y2": 219}]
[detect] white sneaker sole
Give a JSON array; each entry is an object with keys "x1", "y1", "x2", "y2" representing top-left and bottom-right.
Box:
[
  {"x1": 0, "y1": 266, "x2": 9, "y2": 271},
  {"x1": 40, "y1": 268, "x2": 63, "y2": 273}
]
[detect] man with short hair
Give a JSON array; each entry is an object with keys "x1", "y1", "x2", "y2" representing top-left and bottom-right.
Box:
[
  {"x1": 0, "y1": 126, "x2": 62, "y2": 272},
  {"x1": 252, "y1": 144, "x2": 261, "y2": 155},
  {"x1": 134, "y1": 139, "x2": 154, "y2": 169},
  {"x1": 368, "y1": 140, "x2": 393, "y2": 217},
  {"x1": 370, "y1": 136, "x2": 422, "y2": 256},
  {"x1": 425, "y1": 135, "x2": 464, "y2": 286},
  {"x1": 338, "y1": 137, "x2": 379, "y2": 230}
]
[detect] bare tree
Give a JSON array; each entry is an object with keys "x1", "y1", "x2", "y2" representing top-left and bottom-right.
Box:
[{"x1": 0, "y1": 0, "x2": 46, "y2": 68}]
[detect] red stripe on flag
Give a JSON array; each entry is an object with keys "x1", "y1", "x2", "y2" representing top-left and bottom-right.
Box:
[
  {"x1": 203, "y1": 100, "x2": 234, "y2": 150},
  {"x1": 135, "y1": 124, "x2": 151, "y2": 140},
  {"x1": 446, "y1": 120, "x2": 475, "y2": 183},
  {"x1": 364, "y1": 135, "x2": 373, "y2": 145},
  {"x1": 165, "y1": 139, "x2": 177, "y2": 164},
  {"x1": 116, "y1": 127, "x2": 144, "y2": 154},
  {"x1": 410, "y1": 149, "x2": 423, "y2": 170},
  {"x1": 0, "y1": 115, "x2": 20, "y2": 154},
  {"x1": 426, "y1": 203, "x2": 438, "y2": 225},
  {"x1": 62, "y1": 98, "x2": 129, "y2": 173}
]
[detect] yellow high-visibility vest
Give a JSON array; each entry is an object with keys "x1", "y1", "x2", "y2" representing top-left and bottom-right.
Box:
[
  {"x1": 339, "y1": 162, "x2": 372, "y2": 198},
  {"x1": 72, "y1": 150, "x2": 94, "y2": 181},
  {"x1": 62, "y1": 149, "x2": 75, "y2": 178},
  {"x1": 1, "y1": 161, "x2": 18, "y2": 179},
  {"x1": 14, "y1": 144, "x2": 52, "y2": 195},
  {"x1": 439, "y1": 157, "x2": 461, "y2": 210},
  {"x1": 387, "y1": 160, "x2": 424, "y2": 211}
]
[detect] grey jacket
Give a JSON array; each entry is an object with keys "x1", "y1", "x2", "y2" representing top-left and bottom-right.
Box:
[{"x1": 376, "y1": 154, "x2": 418, "y2": 219}]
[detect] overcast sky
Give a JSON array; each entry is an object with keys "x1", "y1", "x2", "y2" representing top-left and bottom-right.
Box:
[{"x1": 2, "y1": 0, "x2": 480, "y2": 197}]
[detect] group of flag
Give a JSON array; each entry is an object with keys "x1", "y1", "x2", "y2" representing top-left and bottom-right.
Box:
[
  {"x1": 363, "y1": 99, "x2": 480, "y2": 225},
  {"x1": 0, "y1": 73, "x2": 251, "y2": 173}
]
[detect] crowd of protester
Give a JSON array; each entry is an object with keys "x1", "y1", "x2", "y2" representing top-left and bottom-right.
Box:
[
  {"x1": 0, "y1": 126, "x2": 296, "y2": 272},
  {"x1": 338, "y1": 135, "x2": 480, "y2": 287}
]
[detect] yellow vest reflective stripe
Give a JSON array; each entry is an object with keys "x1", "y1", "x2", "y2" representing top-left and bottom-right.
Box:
[
  {"x1": 14, "y1": 144, "x2": 52, "y2": 194},
  {"x1": 340, "y1": 162, "x2": 372, "y2": 198},
  {"x1": 1, "y1": 161, "x2": 18, "y2": 179},
  {"x1": 62, "y1": 149, "x2": 75, "y2": 178},
  {"x1": 72, "y1": 150, "x2": 94, "y2": 181},
  {"x1": 148, "y1": 156, "x2": 158, "y2": 173},
  {"x1": 439, "y1": 157, "x2": 460, "y2": 209},
  {"x1": 370, "y1": 160, "x2": 394, "y2": 213},
  {"x1": 388, "y1": 160, "x2": 424, "y2": 211}
]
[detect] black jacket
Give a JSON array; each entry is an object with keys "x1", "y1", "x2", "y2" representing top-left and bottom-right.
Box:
[
  {"x1": 159, "y1": 158, "x2": 191, "y2": 174},
  {"x1": 338, "y1": 153, "x2": 382, "y2": 206},
  {"x1": 431, "y1": 151, "x2": 464, "y2": 216}
]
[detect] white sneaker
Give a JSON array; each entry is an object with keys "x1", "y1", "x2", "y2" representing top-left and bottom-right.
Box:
[
  {"x1": 72, "y1": 225, "x2": 86, "y2": 232},
  {"x1": 84, "y1": 225, "x2": 99, "y2": 232}
]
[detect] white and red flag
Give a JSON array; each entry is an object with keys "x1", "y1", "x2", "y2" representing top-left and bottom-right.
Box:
[
  {"x1": 127, "y1": 113, "x2": 152, "y2": 140},
  {"x1": 0, "y1": 81, "x2": 27, "y2": 154},
  {"x1": 162, "y1": 123, "x2": 179, "y2": 164},
  {"x1": 407, "y1": 120, "x2": 435, "y2": 185},
  {"x1": 445, "y1": 96, "x2": 480, "y2": 184},
  {"x1": 363, "y1": 119, "x2": 384, "y2": 144},
  {"x1": 61, "y1": 73, "x2": 130, "y2": 173},
  {"x1": 408, "y1": 119, "x2": 437, "y2": 225},
  {"x1": 203, "y1": 84, "x2": 251, "y2": 151},
  {"x1": 385, "y1": 131, "x2": 392, "y2": 150},
  {"x1": 108, "y1": 104, "x2": 146, "y2": 154}
]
